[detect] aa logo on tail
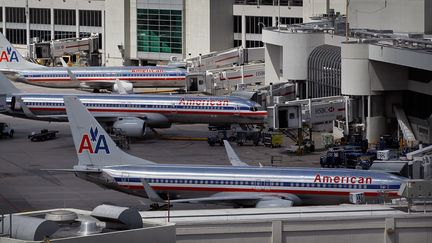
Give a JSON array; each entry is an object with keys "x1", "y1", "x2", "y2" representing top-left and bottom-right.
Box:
[
  {"x1": 79, "y1": 127, "x2": 110, "y2": 154},
  {"x1": 0, "y1": 47, "x2": 19, "y2": 62}
]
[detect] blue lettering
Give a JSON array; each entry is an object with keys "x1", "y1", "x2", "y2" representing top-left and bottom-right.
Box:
[
  {"x1": 9, "y1": 52, "x2": 18, "y2": 62},
  {"x1": 95, "y1": 135, "x2": 110, "y2": 154}
]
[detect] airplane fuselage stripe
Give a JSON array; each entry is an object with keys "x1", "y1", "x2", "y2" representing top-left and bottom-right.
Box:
[{"x1": 120, "y1": 184, "x2": 399, "y2": 197}]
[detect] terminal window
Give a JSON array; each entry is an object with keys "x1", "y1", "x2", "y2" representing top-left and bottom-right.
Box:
[
  {"x1": 6, "y1": 7, "x2": 25, "y2": 23},
  {"x1": 54, "y1": 9, "x2": 76, "y2": 26},
  {"x1": 6, "y1": 29, "x2": 26, "y2": 44},
  {"x1": 137, "y1": 9, "x2": 182, "y2": 54},
  {"x1": 30, "y1": 8, "x2": 51, "y2": 25}
]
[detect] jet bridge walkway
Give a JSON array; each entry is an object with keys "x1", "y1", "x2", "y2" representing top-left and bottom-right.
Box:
[{"x1": 393, "y1": 105, "x2": 417, "y2": 145}]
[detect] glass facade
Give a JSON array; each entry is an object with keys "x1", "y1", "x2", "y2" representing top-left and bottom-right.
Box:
[{"x1": 137, "y1": 8, "x2": 182, "y2": 54}]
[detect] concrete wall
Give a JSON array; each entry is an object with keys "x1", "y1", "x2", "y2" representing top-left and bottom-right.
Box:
[
  {"x1": 262, "y1": 29, "x2": 324, "y2": 84},
  {"x1": 264, "y1": 43, "x2": 281, "y2": 84},
  {"x1": 105, "y1": 0, "x2": 126, "y2": 66},
  {"x1": 185, "y1": 0, "x2": 210, "y2": 57},
  {"x1": 348, "y1": 0, "x2": 426, "y2": 33},
  {"x1": 369, "y1": 61, "x2": 408, "y2": 92},
  {"x1": 233, "y1": 4, "x2": 303, "y2": 19},
  {"x1": 426, "y1": 0, "x2": 432, "y2": 34},
  {"x1": 176, "y1": 215, "x2": 432, "y2": 243},
  {"x1": 209, "y1": 0, "x2": 234, "y2": 53},
  {"x1": 341, "y1": 43, "x2": 371, "y2": 96}
]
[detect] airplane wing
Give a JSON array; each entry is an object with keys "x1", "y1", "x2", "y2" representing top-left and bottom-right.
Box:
[
  {"x1": 223, "y1": 140, "x2": 249, "y2": 166},
  {"x1": 141, "y1": 179, "x2": 299, "y2": 207}
]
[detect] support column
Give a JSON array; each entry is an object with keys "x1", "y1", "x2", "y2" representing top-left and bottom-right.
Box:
[
  {"x1": 101, "y1": 9, "x2": 106, "y2": 65},
  {"x1": 25, "y1": 0, "x2": 30, "y2": 46},
  {"x1": 271, "y1": 221, "x2": 282, "y2": 243},
  {"x1": 50, "y1": 7, "x2": 54, "y2": 40},
  {"x1": 241, "y1": 14, "x2": 246, "y2": 48},
  {"x1": 75, "y1": 8, "x2": 79, "y2": 38},
  {"x1": 3, "y1": 4, "x2": 6, "y2": 38}
]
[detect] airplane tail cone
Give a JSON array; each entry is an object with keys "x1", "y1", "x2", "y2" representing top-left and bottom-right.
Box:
[
  {"x1": 0, "y1": 32, "x2": 44, "y2": 70},
  {"x1": 63, "y1": 96, "x2": 155, "y2": 167}
]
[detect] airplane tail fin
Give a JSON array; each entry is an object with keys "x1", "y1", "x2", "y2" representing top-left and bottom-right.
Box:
[
  {"x1": 64, "y1": 96, "x2": 155, "y2": 167},
  {"x1": 0, "y1": 33, "x2": 45, "y2": 70},
  {"x1": 0, "y1": 72, "x2": 21, "y2": 94}
]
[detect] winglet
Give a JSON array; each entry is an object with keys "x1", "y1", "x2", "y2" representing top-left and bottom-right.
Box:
[
  {"x1": 140, "y1": 179, "x2": 165, "y2": 203},
  {"x1": 223, "y1": 140, "x2": 249, "y2": 166}
]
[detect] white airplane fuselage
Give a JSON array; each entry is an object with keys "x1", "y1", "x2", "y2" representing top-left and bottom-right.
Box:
[
  {"x1": 5, "y1": 93, "x2": 267, "y2": 126},
  {"x1": 79, "y1": 164, "x2": 404, "y2": 206},
  {"x1": 7, "y1": 66, "x2": 187, "y2": 89}
]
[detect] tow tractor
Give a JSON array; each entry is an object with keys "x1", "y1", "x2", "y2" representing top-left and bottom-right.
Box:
[
  {"x1": 0, "y1": 123, "x2": 14, "y2": 138},
  {"x1": 28, "y1": 129, "x2": 59, "y2": 142}
]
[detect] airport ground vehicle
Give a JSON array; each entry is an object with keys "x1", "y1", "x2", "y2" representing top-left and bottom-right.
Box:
[
  {"x1": 262, "y1": 132, "x2": 284, "y2": 148},
  {"x1": 320, "y1": 146, "x2": 377, "y2": 169},
  {"x1": 236, "y1": 130, "x2": 261, "y2": 146},
  {"x1": 208, "y1": 130, "x2": 229, "y2": 146},
  {"x1": 28, "y1": 129, "x2": 58, "y2": 141},
  {"x1": 0, "y1": 122, "x2": 14, "y2": 138}
]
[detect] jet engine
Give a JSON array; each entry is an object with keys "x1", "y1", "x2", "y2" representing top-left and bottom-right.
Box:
[
  {"x1": 255, "y1": 199, "x2": 294, "y2": 208},
  {"x1": 112, "y1": 81, "x2": 133, "y2": 94},
  {"x1": 113, "y1": 117, "x2": 146, "y2": 137}
]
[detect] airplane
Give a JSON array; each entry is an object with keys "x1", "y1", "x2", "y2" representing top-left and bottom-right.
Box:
[
  {"x1": 0, "y1": 33, "x2": 187, "y2": 92},
  {"x1": 0, "y1": 73, "x2": 266, "y2": 137},
  {"x1": 59, "y1": 96, "x2": 405, "y2": 207}
]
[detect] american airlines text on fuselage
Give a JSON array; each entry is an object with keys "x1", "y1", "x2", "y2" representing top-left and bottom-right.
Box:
[{"x1": 314, "y1": 174, "x2": 372, "y2": 184}]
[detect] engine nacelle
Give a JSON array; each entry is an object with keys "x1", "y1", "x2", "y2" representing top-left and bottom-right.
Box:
[
  {"x1": 113, "y1": 117, "x2": 146, "y2": 137},
  {"x1": 255, "y1": 199, "x2": 294, "y2": 208},
  {"x1": 112, "y1": 81, "x2": 134, "y2": 94}
]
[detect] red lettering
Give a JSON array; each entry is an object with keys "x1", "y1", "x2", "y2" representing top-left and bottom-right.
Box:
[
  {"x1": 0, "y1": 52, "x2": 9, "y2": 62},
  {"x1": 179, "y1": 97, "x2": 185, "y2": 105},
  {"x1": 358, "y1": 177, "x2": 364, "y2": 184},
  {"x1": 210, "y1": 100, "x2": 215, "y2": 106},
  {"x1": 323, "y1": 176, "x2": 332, "y2": 183},
  {"x1": 314, "y1": 174, "x2": 321, "y2": 183},
  {"x1": 350, "y1": 177, "x2": 356, "y2": 183},
  {"x1": 78, "y1": 134, "x2": 94, "y2": 153},
  {"x1": 223, "y1": 100, "x2": 229, "y2": 106},
  {"x1": 366, "y1": 177, "x2": 372, "y2": 184},
  {"x1": 334, "y1": 176, "x2": 340, "y2": 183},
  {"x1": 217, "y1": 100, "x2": 222, "y2": 106},
  {"x1": 196, "y1": 100, "x2": 201, "y2": 106}
]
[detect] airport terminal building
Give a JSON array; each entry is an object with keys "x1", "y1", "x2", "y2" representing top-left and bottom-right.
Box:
[
  {"x1": 1, "y1": 0, "x2": 323, "y2": 66},
  {"x1": 262, "y1": 0, "x2": 432, "y2": 143}
]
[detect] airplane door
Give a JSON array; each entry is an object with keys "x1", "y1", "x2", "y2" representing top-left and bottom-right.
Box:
[
  {"x1": 171, "y1": 101, "x2": 178, "y2": 114},
  {"x1": 121, "y1": 172, "x2": 130, "y2": 189},
  {"x1": 255, "y1": 179, "x2": 270, "y2": 191},
  {"x1": 234, "y1": 105, "x2": 240, "y2": 116}
]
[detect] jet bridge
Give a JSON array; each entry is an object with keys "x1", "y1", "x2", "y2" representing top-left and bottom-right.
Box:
[
  {"x1": 28, "y1": 34, "x2": 101, "y2": 66},
  {"x1": 186, "y1": 47, "x2": 264, "y2": 72}
]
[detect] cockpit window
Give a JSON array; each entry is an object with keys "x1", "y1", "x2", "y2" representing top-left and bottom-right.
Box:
[{"x1": 249, "y1": 106, "x2": 259, "y2": 111}]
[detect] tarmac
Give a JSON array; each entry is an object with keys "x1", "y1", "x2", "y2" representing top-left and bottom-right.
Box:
[{"x1": 0, "y1": 82, "x2": 323, "y2": 214}]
